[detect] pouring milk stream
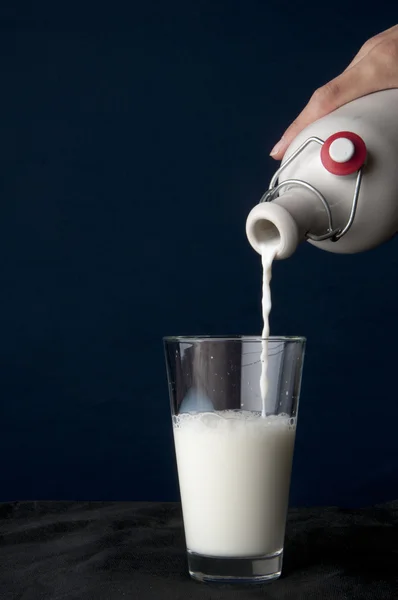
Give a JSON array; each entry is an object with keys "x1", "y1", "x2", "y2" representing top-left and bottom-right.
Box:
[{"x1": 260, "y1": 242, "x2": 278, "y2": 416}]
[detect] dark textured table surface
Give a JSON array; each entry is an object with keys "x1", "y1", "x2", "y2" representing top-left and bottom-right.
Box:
[{"x1": 0, "y1": 501, "x2": 397, "y2": 599}]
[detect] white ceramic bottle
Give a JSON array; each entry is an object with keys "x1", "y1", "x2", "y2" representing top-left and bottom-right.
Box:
[{"x1": 246, "y1": 90, "x2": 398, "y2": 259}]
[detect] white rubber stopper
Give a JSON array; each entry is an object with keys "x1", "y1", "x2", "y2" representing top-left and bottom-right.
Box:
[{"x1": 329, "y1": 137, "x2": 355, "y2": 163}]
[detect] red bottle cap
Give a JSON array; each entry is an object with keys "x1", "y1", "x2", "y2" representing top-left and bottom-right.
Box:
[{"x1": 320, "y1": 131, "x2": 367, "y2": 176}]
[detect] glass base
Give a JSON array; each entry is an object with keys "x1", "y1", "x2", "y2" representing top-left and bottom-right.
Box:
[{"x1": 187, "y1": 549, "x2": 283, "y2": 584}]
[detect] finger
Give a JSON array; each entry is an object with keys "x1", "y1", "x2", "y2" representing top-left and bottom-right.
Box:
[{"x1": 270, "y1": 55, "x2": 397, "y2": 160}]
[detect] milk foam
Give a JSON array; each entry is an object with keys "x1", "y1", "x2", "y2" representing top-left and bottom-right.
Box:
[{"x1": 173, "y1": 410, "x2": 296, "y2": 429}]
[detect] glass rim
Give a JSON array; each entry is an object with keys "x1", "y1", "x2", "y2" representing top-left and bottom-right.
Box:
[{"x1": 163, "y1": 335, "x2": 306, "y2": 343}]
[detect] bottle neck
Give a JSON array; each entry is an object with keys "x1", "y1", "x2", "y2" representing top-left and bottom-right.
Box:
[{"x1": 246, "y1": 190, "x2": 328, "y2": 259}]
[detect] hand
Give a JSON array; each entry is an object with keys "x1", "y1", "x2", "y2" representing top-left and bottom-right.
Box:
[{"x1": 270, "y1": 25, "x2": 398, "y2": 160}]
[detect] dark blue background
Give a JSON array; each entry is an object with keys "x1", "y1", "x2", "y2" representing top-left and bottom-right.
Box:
[{"x1": 1, "y1": 2, "x2": 397, "y2": 506}]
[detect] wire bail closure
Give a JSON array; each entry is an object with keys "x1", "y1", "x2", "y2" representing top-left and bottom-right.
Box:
[{"x1": 259, "y1": 136, "x2": 364, "y2": 242}]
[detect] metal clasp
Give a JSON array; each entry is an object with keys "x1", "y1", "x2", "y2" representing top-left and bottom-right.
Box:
[{"x1": 259, "y1": 136, "x2": 364, "y2": 242}]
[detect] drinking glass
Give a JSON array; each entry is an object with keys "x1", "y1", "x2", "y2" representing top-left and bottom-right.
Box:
[{"x1": 164, "y1": 336, "x2": 305, "y2": 583}]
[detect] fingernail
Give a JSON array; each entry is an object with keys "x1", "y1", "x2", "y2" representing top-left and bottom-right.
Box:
[{"x1": 270, "y1": 137, "x2": 285, "y2": 157}]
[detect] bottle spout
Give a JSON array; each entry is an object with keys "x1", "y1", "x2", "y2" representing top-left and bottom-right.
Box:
[
  {"x1": 246, "y1": 199, "x2": 300, "y2": 259},
  {"x1": 246, "y1": 190, "x2": 324, "y2": 259}
]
